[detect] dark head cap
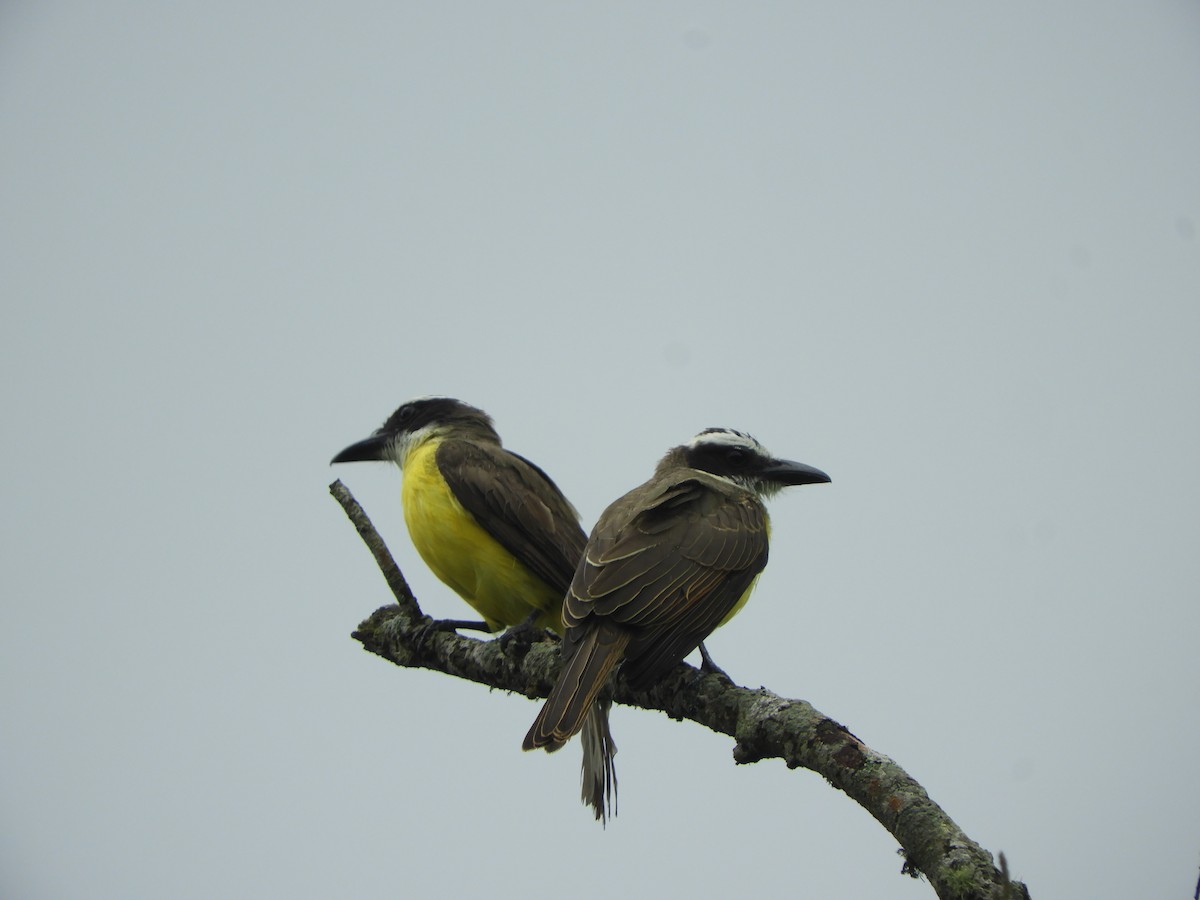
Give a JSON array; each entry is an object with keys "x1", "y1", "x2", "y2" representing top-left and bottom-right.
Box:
[
  {"x1": 680, "y1": 427, "x2": 830, "y2": 497},
  {"x1": 331, "y1": 397, "x2": 498, "y2": 465}
]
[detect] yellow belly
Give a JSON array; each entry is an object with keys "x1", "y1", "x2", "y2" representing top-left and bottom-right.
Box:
[
  {"x1": 717, "y1": 573, "x2": 762, "y2": 628},
  {"x1": 401, "y1": 441, "x2": 563, "y2": 632}
]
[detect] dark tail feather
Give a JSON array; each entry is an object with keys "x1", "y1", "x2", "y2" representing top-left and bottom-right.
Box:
[
  {"x1": 523, "y1": 623, "x2": 629, "y2": 752},
  {"x1": 579, "y1": 697, "x2": 617, "y2": 824},
  {"x1": 524, "y1": 625, "x2": 627, "y2": 823}
]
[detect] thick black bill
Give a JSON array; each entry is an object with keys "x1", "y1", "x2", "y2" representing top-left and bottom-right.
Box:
[
  {"x1": 761, "y1": 459, "x2": 831, "y2": 486},
  {"x1": 330, "y1": 433, "x2": 391, "y2": 465}
]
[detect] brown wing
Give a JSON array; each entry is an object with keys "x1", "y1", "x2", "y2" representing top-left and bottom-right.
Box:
[
  {"x1": 436, "y1": 439, "x2": 587, "y2": 595},
  {"x1": 564, "y1": 475, "x2": 769, "y2": 690}
]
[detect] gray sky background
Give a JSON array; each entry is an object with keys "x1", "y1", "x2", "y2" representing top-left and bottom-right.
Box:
[{"x1": 3, "y1": 4, "x2": 1198, "y2": 898}]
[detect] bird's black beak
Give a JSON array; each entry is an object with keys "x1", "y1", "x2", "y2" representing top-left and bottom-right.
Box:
[
  {"x1": 330, "y1": 433, "x2": 392, "y2": 465},
  {"x1": 761, "y1": 459, "x2": 831, "y2": 486}
]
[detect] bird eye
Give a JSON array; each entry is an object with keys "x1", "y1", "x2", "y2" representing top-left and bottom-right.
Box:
[{"x1": 725, "y1": 448, "x2": 746, "y2": 465}]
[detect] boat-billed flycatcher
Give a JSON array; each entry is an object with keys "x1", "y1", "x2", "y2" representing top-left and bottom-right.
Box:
[
  {"x1": 331, "y1": 397, "x2": 586, "y2": 633},
  {"x1": 523, "y1": 427, "x2": 830, "y2": 822}
]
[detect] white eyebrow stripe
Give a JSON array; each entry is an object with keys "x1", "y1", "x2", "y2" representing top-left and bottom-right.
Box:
[{"x1": 686, "y1": 428, "x2": 771, "y2": 457}]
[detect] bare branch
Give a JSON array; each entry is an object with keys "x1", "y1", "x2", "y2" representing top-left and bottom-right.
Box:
[
  {"x1": 329, "y1": 480, "x2": 418, "y2": 615},
  {"x1": 333, "y1": 481, "x2": 1031, "y2": 900}
]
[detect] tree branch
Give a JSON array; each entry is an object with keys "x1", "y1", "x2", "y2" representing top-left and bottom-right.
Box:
[{"x1": 331, "y1": 480, "x2": 1031, "y2": 900}]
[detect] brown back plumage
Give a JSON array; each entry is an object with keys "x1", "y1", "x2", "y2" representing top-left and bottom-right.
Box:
[
  {"x1": 565, "y1": 473, "x2": 769, "y2": 688},
  {"x1": 522, "y1": 467, "x2": 771, "y2": 822}
]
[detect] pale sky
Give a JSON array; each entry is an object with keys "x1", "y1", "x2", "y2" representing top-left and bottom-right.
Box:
[{"x1": 2, "y1": 4, "x2": 1198, "y2": 898}]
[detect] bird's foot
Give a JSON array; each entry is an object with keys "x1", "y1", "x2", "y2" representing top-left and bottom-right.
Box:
[
  {"x1": 496, "y1": 614, "x2": 552, "y2": 656},
  {"x1": 436, "y1": 618, "x2": 492, "y2": 634},
  {"x1": 411, "y1": 617, "x2": 489, "y2": 655},
  {"x1": 697, "y1": 641, "x2": 733, "y2": 683}
]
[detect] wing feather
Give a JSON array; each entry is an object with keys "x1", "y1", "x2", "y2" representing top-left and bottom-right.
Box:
[
  {"x1": 436, "y1": 440, "x2": 587, "y2": 596},
  {"x1": 564, "y1": 474, "x2": 769, "y2": 685}
]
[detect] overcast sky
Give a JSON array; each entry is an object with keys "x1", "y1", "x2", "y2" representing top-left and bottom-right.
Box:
[{"x1": 2, "y1": 3, "x2": 1198, "y2": 898}]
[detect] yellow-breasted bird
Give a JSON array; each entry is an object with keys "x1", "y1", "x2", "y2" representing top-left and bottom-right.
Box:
[
  {"x1": 331, "y1": 397, "x2": 586, "y2": 633},
  {"x1": 523, "y1": 427, "x2": 830, "y2": 822}
]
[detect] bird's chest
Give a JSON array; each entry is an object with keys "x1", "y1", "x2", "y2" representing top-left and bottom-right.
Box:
[
  {"x1": 399, "y1": 441, "x2": 554, "y2": 629},
  {"x1": 400, "y1": 443, "x2": 477, "y2": 557}
]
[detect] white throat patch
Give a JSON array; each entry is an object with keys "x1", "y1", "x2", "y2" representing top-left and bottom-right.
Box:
[{"x1": 390, "y1": 423, "x2": 440, "y2": 469}]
